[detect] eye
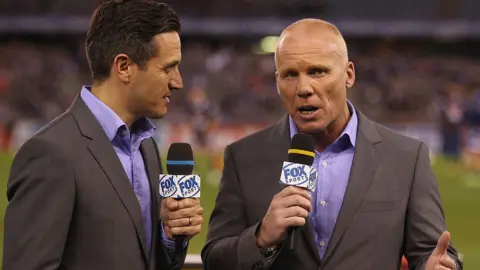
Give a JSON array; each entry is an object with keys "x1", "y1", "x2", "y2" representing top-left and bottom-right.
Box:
[
  {"x1": 283, "y1": 70, "x2": 298, "y2": 79},
  {"x1": 162, "y1": 61, "x2": 180, "y2": 73},
  {"x1": 164, "y1": 65, "x2": 175, "y2": 73},
  {"x1": 308, "y1": 67, "x2": 328, "y2": 76}
]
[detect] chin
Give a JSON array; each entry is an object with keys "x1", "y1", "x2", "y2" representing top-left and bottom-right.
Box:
[
  {"x1": 147, "y1": 108, "x2": 167, "y2": 119},
  {"x1": 293, "y1": 118, "x2": 328, "y2": 134}
]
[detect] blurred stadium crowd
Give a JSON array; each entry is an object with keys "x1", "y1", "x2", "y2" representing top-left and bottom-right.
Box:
[
  {"x1": 1, "y1": 38, "x2": 480, "y2": 155},
  {"x1": 0, "y1": 0, "x2": 480, "y2": 160}
]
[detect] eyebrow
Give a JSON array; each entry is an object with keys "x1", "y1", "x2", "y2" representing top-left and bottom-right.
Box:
[
  {"x1": 280, "y1": 63, "x2": 331, "y2": 74},
  {"x1": 308, "y1": 64, "x2": 331, "y2": 71},
  {"x1": 163, "y1": 60, "x2": 180, "y2": 69}
]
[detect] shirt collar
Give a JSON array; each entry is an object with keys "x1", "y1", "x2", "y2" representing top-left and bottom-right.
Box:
[
  {"x1": 288, "y1": 100, "x2": 358, "y2": 150},
  {"x1": 80, "y1": 86, "x2": 156, "y2": 141}
]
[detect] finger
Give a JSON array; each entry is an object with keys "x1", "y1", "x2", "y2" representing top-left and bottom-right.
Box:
[
  {"x1": 166, "y1": 206, "x2": 202, "y2": 220},
  {"x1": 171, "y1": 224, "x2": 202, "y2": 236},
  {"x1": 277, "y1": 186, "x2": 311, "y2": 200},
  {"x1": 162, "y1": 223, "x2": 174, "y2": 240},
  {"x1": 281, "y1": 216, "x2": 307, "y2": 228},
  {"x1": 439, "y1": 255, "x2": 457, "y2": 269},
  {"x1": 177, "y1": 198, "x2": 200, "y2": 209},
  {"x1": 167, "y1": 215, "x2": 203, "y2": 228},
  {"x1": 434, "y1": 231, "x2": 451, "y2": 256},
  {"x1": 163, "y1": 198, "x2": 180, "y2": 211},
  {"x1": 166, "y1": 206, "x2": 196, "y2": 220},
  {"x1": 282, "y1": 206, "x2": 309, "y2": 219},
  {"x1": 278, "y1": 194, "x2": 312, "y2": 212}
]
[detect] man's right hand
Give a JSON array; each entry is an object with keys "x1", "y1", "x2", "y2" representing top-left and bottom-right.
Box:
[
  {"x1": 161, "y1": 198, "x2": 203, "y2": 241},
  {"x1": 256, "y1": 186, "x2": 312, "y2": 248}
]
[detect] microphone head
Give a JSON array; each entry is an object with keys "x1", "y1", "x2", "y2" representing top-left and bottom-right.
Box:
[
  {"x1": 166, "y1": 143, "x2": 194, "y2": 175},
  {"x1": 288, "y1": 133, "x2": 315, "y2": 166}
]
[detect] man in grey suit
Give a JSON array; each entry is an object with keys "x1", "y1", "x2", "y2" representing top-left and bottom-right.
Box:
[
  {"x1": 202, "y1": 19, "x2": 462, "y2": 270},
  {"x1": 3, "y1": 1, "x2": 203, "y2": 269}
]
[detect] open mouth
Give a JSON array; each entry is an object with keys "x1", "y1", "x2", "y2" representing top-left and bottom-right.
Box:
[
  {"x1": 163, "y1": 95, "x2": 171, "y2": 103},
  {"x1": 297, "y1": 105, "x2": 319, "y2": 115}
]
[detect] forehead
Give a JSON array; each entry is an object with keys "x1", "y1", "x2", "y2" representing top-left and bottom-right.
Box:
[
  {"x1": 276, "y1": 33, "x2": 343, "y2": 69},
  {"x1": 152, "y1": 32, "x2": 181, "y2": 61}
]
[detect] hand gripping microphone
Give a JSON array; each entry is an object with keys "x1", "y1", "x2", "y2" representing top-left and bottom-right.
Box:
[
  {"x1": 159, "y1": 143, "x2": 201, "y2": 260},
  {"x1": 279, "y1": 133, "x2": 316, "y2": 250}
]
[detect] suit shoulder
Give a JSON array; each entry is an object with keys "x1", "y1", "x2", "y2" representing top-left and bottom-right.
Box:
[
  {"x1": 9, "y1": 119, "x2": 73, "y2": 183},
  {"x1": 227, "y1": 123, "x2": 276, "y2": 153},
  {"x1": 17, "y1": 112, "x2": 79, "y2": 156},
  {"x1": 374, "y1": 122, "x2": 425, "y2": 155},
  {"x1": 35, "y1": 111, "x2": 75, "y2": 137}
]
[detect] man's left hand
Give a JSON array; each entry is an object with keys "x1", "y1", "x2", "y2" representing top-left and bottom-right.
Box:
[
  {"x1": 425, "y1": 231, "x2": 457, "y2": 270},
  {"x1": 161, "y1": 198, "x2": 203, "y2": 241}
]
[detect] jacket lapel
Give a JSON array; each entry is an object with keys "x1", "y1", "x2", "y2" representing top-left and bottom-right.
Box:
[
  {"x1": 269, "y1": 116, "x2": 321, "y2": 263},
  {"x1": 321, "y1": 111, "x2": 382, "y2": 264},
  {"x1": 70, "y1": 96, "x2": 149, "y2": 262},
  {"x1": 140, "y1": 138, "x2": 162, "y2": 269}
]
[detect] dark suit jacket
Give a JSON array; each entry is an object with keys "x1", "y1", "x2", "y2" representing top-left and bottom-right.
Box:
[
  {"x1": 3, "y1": 96, "x2": 186, "y2": 270},
  {"x1": 202, "y1": 111, "x2": 463, "y2": 270}
]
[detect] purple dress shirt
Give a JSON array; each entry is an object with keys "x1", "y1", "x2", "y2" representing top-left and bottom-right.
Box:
[{"x1": 288, "y1": 101, "x2": 358, "y2": 259}]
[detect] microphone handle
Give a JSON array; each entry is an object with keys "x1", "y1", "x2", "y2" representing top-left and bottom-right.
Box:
[
  {"x1": 287, "y1": 226, "x2": 298, "y2": 250},
  {"x1": 174, "y1": 235, "x2": 186, "y2": 261},
  {"x1": 173, "y1": 198, "x2": 186, "y2": 261}
]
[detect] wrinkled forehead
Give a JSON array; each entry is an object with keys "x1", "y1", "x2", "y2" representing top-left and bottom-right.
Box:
[{"x1": 275, "y1": 32, "x2": 346, "y2": 68}]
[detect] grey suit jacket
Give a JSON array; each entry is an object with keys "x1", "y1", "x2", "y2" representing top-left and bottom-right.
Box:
[
  {"x1": 3, "y1": 96, "x2": 186, "y2": 270},
  {"x1": 202, "y1": 110, "x2": 462, "y2": 270}
]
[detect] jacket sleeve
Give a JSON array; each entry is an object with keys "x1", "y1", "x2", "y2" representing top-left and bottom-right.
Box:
[
  {"x1": 403, "y1": 142, "x2": 463, "y2": 269},
  {"x1": 201, "y1": 145, "x2": 274, "y2": 270},
  {"x1": 3, "y1": 137, "x2": 75, "y2": 270},
  {"x1": 155, "y1": 221, "x2": 188, "y2": 270}
]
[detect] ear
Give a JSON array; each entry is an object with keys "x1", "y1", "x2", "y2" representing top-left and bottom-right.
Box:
[
  {"x1": 275, "y1": 71, "x2": 280, "y2": 95},
  {"x1": 345, "y1": 61, "x2": 355, "y2": 89},
  {"x1": 112, "y1": 53, "x2": 135, "y2": 84}
]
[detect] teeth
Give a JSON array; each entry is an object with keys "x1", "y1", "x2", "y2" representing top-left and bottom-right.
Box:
[
  {"x1": 300, "y1": 110, "x2": 315, "y2": 115},
  {"x1": 299, "y1": 107, "x2": 317, "y2": 115},
  {"x1": 164, "y1": 97, "x2": 170, "y2": 103}
]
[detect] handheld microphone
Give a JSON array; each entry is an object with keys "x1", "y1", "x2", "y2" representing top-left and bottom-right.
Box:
[
  {"x1": 159, "y1": 143, "x2": 201, "y2": 259},
  {"x1": 279, "y1": 133, "x2": 316, "y2": 250}
]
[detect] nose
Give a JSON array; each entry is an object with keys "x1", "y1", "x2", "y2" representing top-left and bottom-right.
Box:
[
  {"x1": 297, "y1": 75, "x2": 313, "y2": 98},
  {"x1": 169, "y1": 69, "x2": 183, "y2": 91}
]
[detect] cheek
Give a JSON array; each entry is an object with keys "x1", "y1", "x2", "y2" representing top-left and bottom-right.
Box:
[
  {"x1": 278, "y1": 80, "x2": 297, "y2": 103},
  {"x1": 146, "y1": 74, "x2": 168, "y2": 95},
  {"x1": 313, "y1": 77, "x2": 345, "y2": 104}
]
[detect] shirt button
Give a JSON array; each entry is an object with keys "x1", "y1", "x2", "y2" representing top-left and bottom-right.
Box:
[
  {"x1": 320, "y1": 200, "x2": 326, "y2": 206},
  {"x1": 320, "y1": 241, "x2": 325, "y2": 247},
  {"x1": 322, "y1": 161, "x2": 328, "y2": 167}
]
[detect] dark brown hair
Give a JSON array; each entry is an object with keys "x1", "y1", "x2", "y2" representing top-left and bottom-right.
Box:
[{"x1": 85, "y1": 0, "x2": 181, "y2": 83}]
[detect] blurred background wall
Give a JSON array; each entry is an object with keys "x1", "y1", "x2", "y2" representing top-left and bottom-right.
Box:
[{"x1": 0, "y1": 0, "x2": 479, "y2": 268}]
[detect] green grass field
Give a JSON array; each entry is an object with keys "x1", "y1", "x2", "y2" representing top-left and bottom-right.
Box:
[
  {"x1": 0, "y1": 152, "x2": 479, "y2": 269},
  {"x1": 0, "y1": 153, "x2": 10, "y2": 268}
]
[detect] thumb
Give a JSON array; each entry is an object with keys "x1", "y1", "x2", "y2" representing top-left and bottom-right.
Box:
[{"x1": 433, "y1": 231, "x2": 450, "y2": 256}]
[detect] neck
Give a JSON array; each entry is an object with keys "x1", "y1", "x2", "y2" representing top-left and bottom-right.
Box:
[
  {"x1": 91, "y1": 82, "x2": 136, "y2": 128},
  {"x1": 311, "y1": 103, "x2": 351, "y2": 152}
]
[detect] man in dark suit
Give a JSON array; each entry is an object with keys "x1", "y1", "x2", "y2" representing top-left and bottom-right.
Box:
[
  {"x1": 3, "y1": 1, "x2": 203, "y2": 269},
  {"x1": 202, "y1": 19, "x2": 463, "y2": 270}
]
